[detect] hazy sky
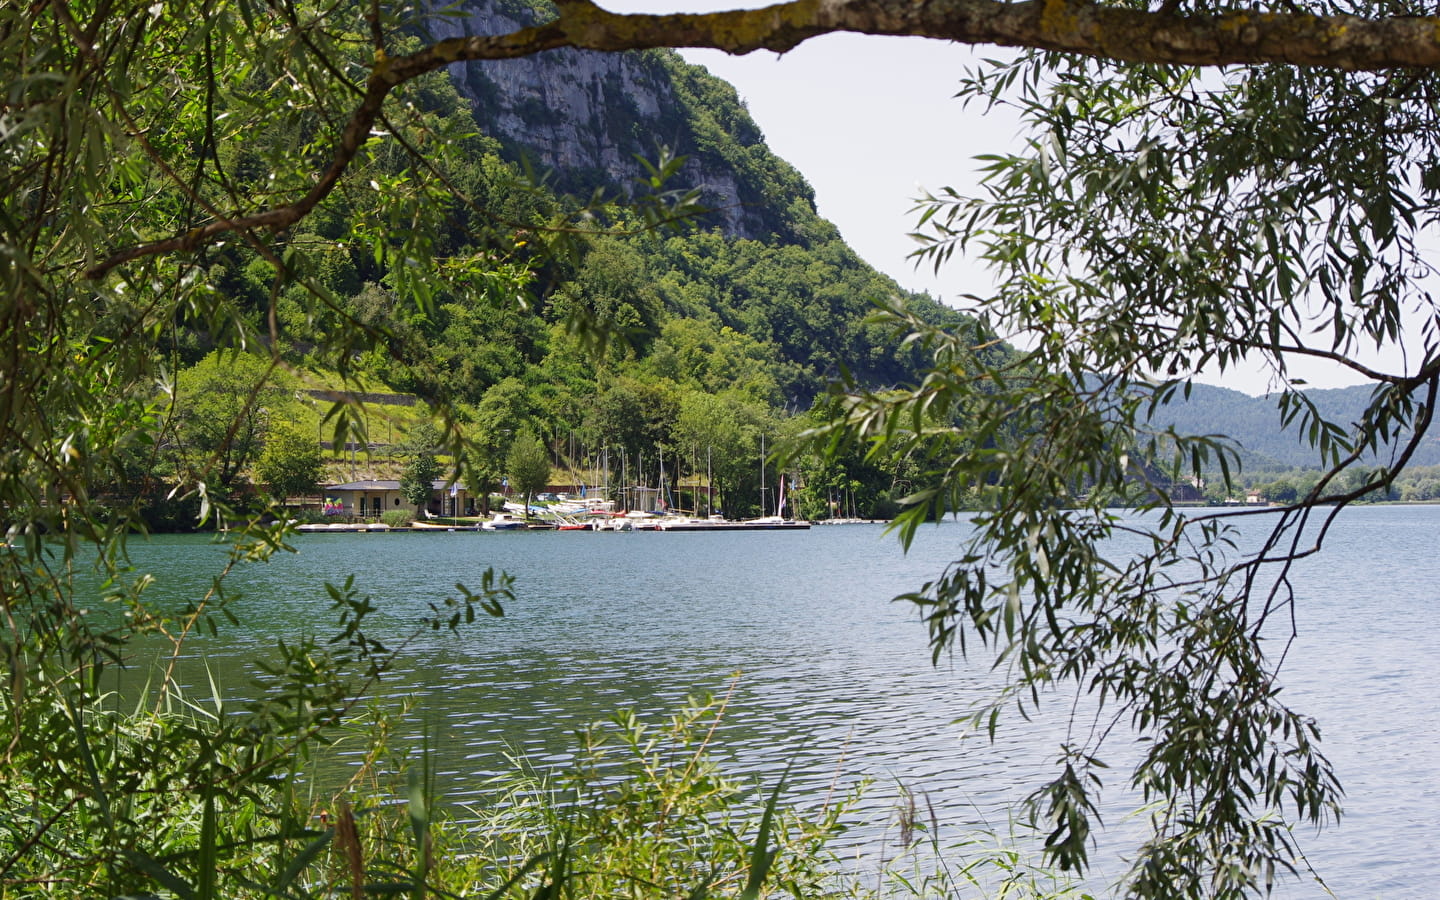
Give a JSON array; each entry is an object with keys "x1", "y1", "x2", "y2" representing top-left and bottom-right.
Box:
[{"x1": 601, "y1": 4, "x2": 1391, "y2": 395}]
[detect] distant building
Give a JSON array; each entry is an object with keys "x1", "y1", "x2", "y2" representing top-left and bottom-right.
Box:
[{"x1": 324, "y1": 479, "x2": 472, "y2": 518}]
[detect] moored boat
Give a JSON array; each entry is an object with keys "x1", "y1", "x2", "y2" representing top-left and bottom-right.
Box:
[
  {"x1": 656, "y1": 515, "x2": 809, "y2": 532},
  {"x1": 481, "y1": 512, "x2": 527, "y2": 531}
]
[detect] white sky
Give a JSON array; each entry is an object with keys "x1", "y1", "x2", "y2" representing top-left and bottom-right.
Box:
[
  {"x1": 602, "y1": 3, "x2": 1391, "y2": 395},
  {"x1": 680, "y1": 36, "x2": 1006, "y2": 304}
]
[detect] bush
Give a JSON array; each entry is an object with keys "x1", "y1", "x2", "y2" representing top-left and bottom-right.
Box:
[
  {"x1": 460, "y1": 695, "x2": 851, "y2": 899},
  {"x1": 0, "y1": 526, "x2": 513, "y2": 898},
  {"x1": 869, "y1": 489, "x2": 900, "y2": 520},
  {"x1": 381, "y1": 508, "x2": 413, "y2": 528}
]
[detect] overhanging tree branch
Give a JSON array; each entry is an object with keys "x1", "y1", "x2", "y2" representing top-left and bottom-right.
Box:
[{"x1": 83, "y1": 0, "x2": 1440, "y2": 279}]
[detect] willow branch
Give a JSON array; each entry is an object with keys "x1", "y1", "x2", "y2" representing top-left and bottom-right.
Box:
[{"x1": 84, "y1": 0, "x2": 1440, "y2": 278}]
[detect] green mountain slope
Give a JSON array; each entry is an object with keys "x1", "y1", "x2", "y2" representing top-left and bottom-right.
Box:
[
  {"x1": 150, "y1": 3, "x2": 993, "y2": 523},
  {"x1": 1146, "y1": 382, "x2": 1440, "y2": 470},
  {"x1": 390, "y1": 0, "x2": 976, "y2": 406}
]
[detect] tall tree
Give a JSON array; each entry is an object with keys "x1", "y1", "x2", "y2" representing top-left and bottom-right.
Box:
[
  {"x1": 399, "y1": 426, "x2": 444, "y2": 515},
  {"x1": 171, "y1": 351, "x2": 293, "y2": 493},
  {"x1": 399, "y1": 453, "x2": 441, "y2": 516},
  {"x1": 673, "y1": 390, "x2": 772, "y2": 516},
  {"x1": 506, "y1": 429, "x2": 553, "y2": 514},
  {"x1": 255, "y1": 423, "x2": 325, "y2": 504},
  {"x1": 464, "y1": 379, "x2": 534, "y2": 515}
]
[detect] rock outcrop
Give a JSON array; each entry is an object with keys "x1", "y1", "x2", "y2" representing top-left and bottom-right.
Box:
[{"x1": 430, "y1": 0, "x2": 815, "y2": 242}]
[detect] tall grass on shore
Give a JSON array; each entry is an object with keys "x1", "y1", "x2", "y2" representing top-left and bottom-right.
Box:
[
  {"x1": 2, "y1": 676, "x2": 1089, "y2": 899},
  {"x1": 448, "y1": 694, "x2": 850, "y2": 899},
  {"x1": 0, "y1": 518, "x2": 510, "y2": 898}
]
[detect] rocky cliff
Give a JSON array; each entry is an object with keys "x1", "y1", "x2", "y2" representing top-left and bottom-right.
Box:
[{"x1": 429, "y1": 0, "x2": 819, "y2": 243}]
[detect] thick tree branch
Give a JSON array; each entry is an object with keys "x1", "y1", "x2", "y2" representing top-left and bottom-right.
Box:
[
  {"x1": 391, "y1": 0, "x2": 1440, "y2": 74},
  {"x1": 84, "y1": 0, "x2": 1440, "y2": 278}
]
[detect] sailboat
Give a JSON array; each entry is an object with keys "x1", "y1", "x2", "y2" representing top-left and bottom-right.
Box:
[
  {"x1": 738, "y1": 474, "x2": 810, "y2": 529},
  {"x1": 655, "y1": 458, "x2": 810, "y2": 531}
]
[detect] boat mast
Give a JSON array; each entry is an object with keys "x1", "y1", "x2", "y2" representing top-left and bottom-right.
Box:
[{"x1": 759, "y1": 432, "x2": 767, "y2": 517}]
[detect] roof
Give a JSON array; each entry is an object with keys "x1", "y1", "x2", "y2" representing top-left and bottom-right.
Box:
[
  {"x1": 325, "y1": 479, "x2": 460, "y2": 491},
  {"x1": 327, "y1": 480, "x2": 399, "y2": 491}
]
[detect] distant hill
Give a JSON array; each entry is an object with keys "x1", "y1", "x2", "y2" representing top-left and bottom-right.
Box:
[{"x1": 1144, "y1": 382, "x2": 1440, "y2": 470}]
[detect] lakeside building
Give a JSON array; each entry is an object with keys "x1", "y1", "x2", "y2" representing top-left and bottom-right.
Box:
[
  {"x1": 324, "y1": 479, "x2": 472, "y2": 519},
  {"x1": 321, "y1": 477, "x2": 618, "y2": 518}
]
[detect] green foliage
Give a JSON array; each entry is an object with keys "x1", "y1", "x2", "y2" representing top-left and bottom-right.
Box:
[
  {"x1": 824, "y1": 299, "x2": 1345, "y2": 899},
  {"x1": 645, "y1": 230, "x2": 959, "y2": 403},
  {"x1": 0, "y1": 1, "x2": 990, "y2": 898},
  {"x1": 587, "y1": 377, "x2": 680, "y2": 474},
  {"x1": 547, "y1": 237, "x2": 666, "y2": 361},
  {"x1": 789, "y1": 395, "x2": 914, "y2": 521},
  {"x1": 457, "y1": 694, "x2": 851, "y2": 900},
  {"x1": 257, "y1": 423, "x2": 326, "y2": 502},
  {"x1": 381, "y1": 508, "x2": 415, "y2": 527},
  {"x1": 506, "y1": 428, "x2": 553, "y2": 510},
  {"x1": 462, "y1": 378, "x2": 536, "y2": 514},
  {"x1": 400, "y1": 452, "x2": 443, "y2": 513},
  {"x1": 170, "y1": 352, "x2": 299, "y2": 493},
  {"x1": 824, "y1": 39, "x2": 1440, "y2": 897},
  {"x1": 5, "y1": 674, "x2": 1099, "y2": 899},
  {"x1": 15, "y1": 0, "x2": 1403, "y2": 896},
  {"x1": 0, "y1": 526, "x2": 514, "y2": 897},
  {"x1": 673, "y1": 391, "x2": 777, "y2": 516}
]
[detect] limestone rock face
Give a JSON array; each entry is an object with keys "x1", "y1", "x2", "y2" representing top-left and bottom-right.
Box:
[{"x1": 430, "y1": 0, "x2": 812, "y2": 242}]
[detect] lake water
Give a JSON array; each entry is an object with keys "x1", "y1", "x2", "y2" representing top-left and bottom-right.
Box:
[{"x1": 108, "y1": 506, "x2": 1440, "y2": 898}]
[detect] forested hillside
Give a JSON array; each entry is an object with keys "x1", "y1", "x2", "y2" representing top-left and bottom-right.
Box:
[
  {"x1": 1145, "y1": 382, "x2": 1440, "y2": 470},
  {"x1": 140, "y1": 0, "x2": 986, "y2": 524},
  {"x1": 151, "y1": 0, "x2": 1434, "y2": 521}
]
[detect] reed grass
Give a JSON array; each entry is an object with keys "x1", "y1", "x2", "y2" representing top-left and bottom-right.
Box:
[{"x1": 1, "y1": 680, "x2": 1084, "y2": 899}]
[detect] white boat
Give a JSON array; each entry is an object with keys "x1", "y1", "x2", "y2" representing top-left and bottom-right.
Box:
[
  {"x1": 656, "y1": 514, "x2": 809, "y2": 532},
  {"x1": 626, "y1": 510, "x2": 663, "y2": 531},
  {"x1": 550, "y1": 498, "x2": 616, "y2": 515},
  {"x1": 481, "y1": 512, "x2": 527, "y2": 531}
]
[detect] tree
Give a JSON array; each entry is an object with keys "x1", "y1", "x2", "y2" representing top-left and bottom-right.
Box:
[
  {"x1": 587, "y1": 377, "x2": 681, "y2": 488},
  {"x1": 673, "y1": 390, "x2": 775, "y2": 516},
  {"x1": 464, "y1": 379, "x2": 535, "y2": 514},
  {"x1": 547, "y1": 237, "x2": 665, "y2": 362},
  {"x1": 399, "y1": 425, "x2": 443, "y2": 515},
  {"x1": 506, "y1": 429, "x2": 553, "y2": 514},
  {"x1": 399, "y1": 452, "x2": 441, "y2": 515},
  {"x1": 397, "y1": 421, "x2": 444, "y2": 517},
  {"x1": 255, "y1": 424, "x2": 325, "y2": 503},
  {"x1": 171, "y1": 352, "x2": 293, "y2": 493},
  {"x1": 8, "y1": 0, "x2": 1440, "y2": 896}
]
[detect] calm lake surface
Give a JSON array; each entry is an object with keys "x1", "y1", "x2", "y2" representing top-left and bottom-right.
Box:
[{"x1": 110, "y1": 506, "x2": 1439, "y2": 898}]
